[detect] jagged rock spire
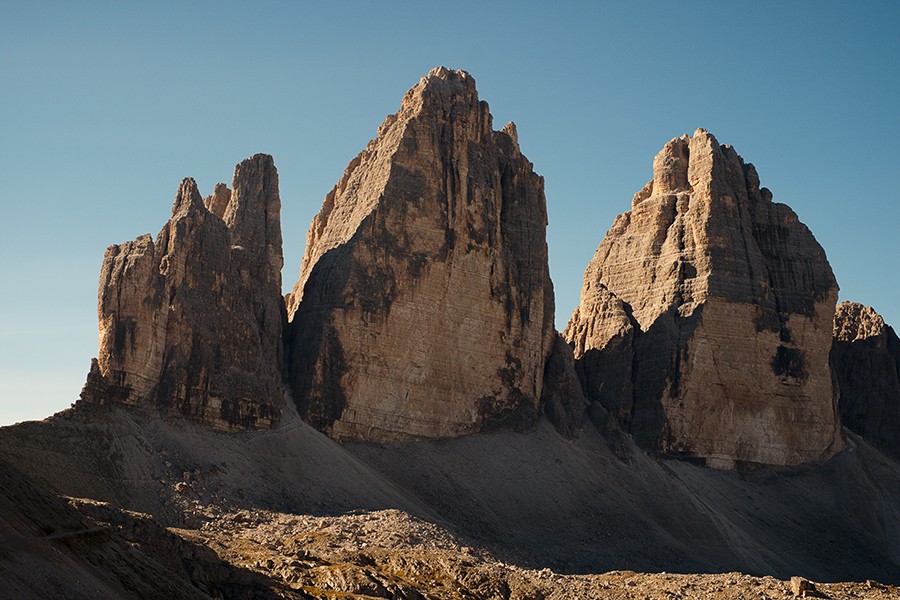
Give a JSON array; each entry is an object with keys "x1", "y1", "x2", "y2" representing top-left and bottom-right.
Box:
[{"x1": 80, "y1": 154, "x2": 284, "y2": 430}]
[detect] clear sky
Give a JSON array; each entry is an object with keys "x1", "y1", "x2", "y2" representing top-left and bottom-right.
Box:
[{"x1": 2, "y1": 1, "x2": 898, "y2": 426}]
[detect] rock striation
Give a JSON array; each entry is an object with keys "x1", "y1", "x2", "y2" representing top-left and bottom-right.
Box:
[
  {"x1": 79, "y1": 154, "x2": 284, "y2": 429},
  {"x1": 564, "y1": 129, "x2": 842, "y2": 467},
  {"x1": 285, "y1": 67, "x2": 558, "y2": 442},
  {"x1": 832, "y1": 301, "x2": 900, "y2": 457}
]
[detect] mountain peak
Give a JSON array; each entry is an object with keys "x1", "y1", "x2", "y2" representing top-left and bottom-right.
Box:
[
  {"x1": 79, "y1": 155, "x2": 285, "y2": 430},
  {"x1": 285, "y1": 68, "x2": 561, "y2": 442},
  {"x1": 566, "y1": 131, "x2": 842, "y2": 468}
]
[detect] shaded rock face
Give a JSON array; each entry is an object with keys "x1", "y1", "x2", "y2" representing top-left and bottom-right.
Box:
[
  {"x1": 564, "y1": 129, "x2": 842, "y2": 467},
  {"x1": 832, "y1": 302, "x2": 900, "y2": 458},
  {"x1": 286, "y1": 67, "x2": 557, "y2": 442},
  {"x1": 540, "y1": 335, "x2": 587, "y2": 439},
  {"x1": 80, "y1": 154, "x2": 284, "y2": 430}
]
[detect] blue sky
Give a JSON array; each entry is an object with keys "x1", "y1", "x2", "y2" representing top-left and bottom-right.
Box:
[{"x1": 2, "y1": 1, "x2": 898, "y2": 425}]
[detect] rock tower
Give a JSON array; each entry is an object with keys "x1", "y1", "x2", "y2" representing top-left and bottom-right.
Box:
[
  {"x1": 80, "y1": 154, "x2": 284, "y2": 429},
  {"x1": 286, "y1": 67, "x2": 558, "y2": 442},
  {"x1": 564, "y1": 129, "x2": 842, "y2": 467},
  {"x1": 832, "y1": 301, "x2": 900, "y2": 457}
]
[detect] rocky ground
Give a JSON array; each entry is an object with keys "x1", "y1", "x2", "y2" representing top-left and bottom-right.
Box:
[
  {"x1": 2, "y1": 409, "x2": 898, "y2": 599},
  {"x1": 72, "y1": 500, "x2": 900, "y2": 599}
]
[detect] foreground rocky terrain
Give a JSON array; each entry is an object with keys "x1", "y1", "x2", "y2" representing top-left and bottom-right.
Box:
[
  {"x1": 1, "y1": 407, "x2": 898, "y2": 598},
  {"x1": 2, "y1": 68, "x2": 899, "y2": 598}
]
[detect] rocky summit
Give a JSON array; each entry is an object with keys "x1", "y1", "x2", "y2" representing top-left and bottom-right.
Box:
[
  {"x1": 832, "y1": 301, "x2": 900, "y2": 458},
  {"x1": 79, "y1": 154, "x2": 285, "y2": 430},
  {"x1": 285, "y1": 67, "x2": 559, "y2": 442},
  {"x1": 564, "y1": 129, "x2": 842, "y2": 468}
]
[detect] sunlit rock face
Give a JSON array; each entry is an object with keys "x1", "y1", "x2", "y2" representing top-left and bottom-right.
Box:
[
  {"x1": 80, "y1": 154, "x2": 284, "y2": 429},
  {"x1": 565, "y1": 129, "x2": 843, "y2": 468},
  {"x1": 286, "y1": 67, "x2": 559, "y2": 442},
  {"x1": 832, "y1": 301, "x2": 900, "y2": 458}
]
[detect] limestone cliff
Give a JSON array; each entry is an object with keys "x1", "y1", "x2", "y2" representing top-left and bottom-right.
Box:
[
  {"x1": 286, "y1": 67, "x2": 558, "y2": 442},
  {"x1": 832, "y1": 302, "x2": 900, "y2": 458},
  {"x1": 564, "y1": 129, "x2": 842, "y2": 468},
  {"x1": 80, "y1": 154, "x2": 284, "y2": 429}
]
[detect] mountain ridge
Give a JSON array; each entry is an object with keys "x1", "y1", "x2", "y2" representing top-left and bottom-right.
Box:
[{"x1": 2, "y1": 67, "x2": 898, "y2": 598}]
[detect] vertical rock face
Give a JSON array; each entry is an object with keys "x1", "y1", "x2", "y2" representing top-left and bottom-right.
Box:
[
  {"x1": 80, "y1": 154, "x2": 284, "y2": 429},
  {"x1": 286, "y1": 67, "x2": 557, "y2": 442},
  {"x1": 564, "y1": 129, "x2": 842, "y2": 467},
  {"x1": 832, "y1": 302, "x2": 900, "y2": 457}
]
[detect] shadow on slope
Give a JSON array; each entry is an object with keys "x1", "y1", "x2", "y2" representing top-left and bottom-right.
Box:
[
  {"x1": 0, "y1": 457, "x2": 291, "y2": 599},
  {"x1": 348, "y1": 422, "x2": 900, "y2": 582},
  {"x1": 0, "y1": 405, "x2": 897, "y2": 584},
  {"x1": 0, "y1": 403, "x2": 439, "y2": 524}
]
